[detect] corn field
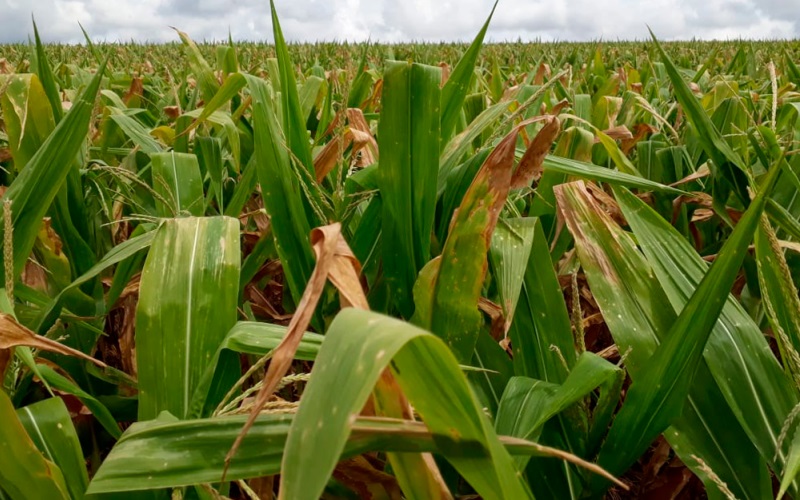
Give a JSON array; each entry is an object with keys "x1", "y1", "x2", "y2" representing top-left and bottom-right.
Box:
[{"x1": 2, "y1": 2, "x2": 800, "y2": 498}]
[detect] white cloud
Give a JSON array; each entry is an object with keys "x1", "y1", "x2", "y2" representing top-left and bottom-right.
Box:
[{"x1": 1, "y1": 0, "x2": 797, "y2": 43}]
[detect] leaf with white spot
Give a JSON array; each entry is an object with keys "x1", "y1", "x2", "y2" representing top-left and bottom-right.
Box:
[{"x1": 136, "y1": 217, "x2": 241, "y2": 420}]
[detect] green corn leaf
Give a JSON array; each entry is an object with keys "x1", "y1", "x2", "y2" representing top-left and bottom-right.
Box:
[
  {"x1": 495, "y1": 352, "x2": 621, "y2": 468},
  {"x1": 595, "y1": 130, "x2": 640, "y2": 176},
  {"x1": 150, "y1": 152, "x2": 204, "y2": 217},
  {"x1": 542, "y1": 156, "x2": 685, "y2": 195},
  {"x1": 1, "y1": 72, "x2": 97, "y2": 293},
  {"x1": 347, "y1": 42, "x2": 373, "y2": 109},
  {"x1": 438, "y1": 100, "x2": 507, "y2": 193},
  {"x1": 181, "y1": 108, "x2": 241, "y2": 173},
  {"x1": 31, "y1": 19, "x2": 63, "y2": 123},
  {"x1": 88, "y1": 412, "x2": 561, "y2": 494},
  {"x1": 298, "y1": 75, "x2": 324, "y2": 123},
  {"x1": 0, "y1": 58, "x2": 105, "y2": 286},
  {"x1": 649, "y1": 30, "x2": 749, "y2": 206},
  {"x1": 588, "y1": 161, "x2": 781, "y2": 489},
  {"x1": 283, "y1": 309, "x2": 533, "y2": 499},
  {"x1": 239, "y1": 230, "x2": 275, "y2": 294},
  {"x1": 504, "y1": 218, "x2": 575, "y2": 381},
  {"x1": 780, "y1": 428, "x2": 800, "y2": 499},
  {"x1": 244, "y1": 74, "x2": 316, "y2": 311},
  {"x1": 223, "y1": 156, "x2": 258, "y2": 218},
  {"x1": 189, "y1": 322, "x2": 323, "y2": 418},
  {"x1": 489, "y1": 218, "x2": 536, "y2": 331},
  {"x1": 437, "y1": 148, "x2": 491, "y2": 244},
  {"x1": 767, "y1": 199, "x2": 800, "y2": 242},
  {"x1": 755, "y1": 218, "x2": 800, "y2": 379},
  {"x1": 557, "y1": 181, "x2": 772, "y2": 499},
  {"x1": 269, "y1": 0, "x2": 315, "y2": 177},
  {"x1": 108, "y1": 110, "x2": 163, "y2": 154},
  {"x1": 615, "y1": 176, "x2": 800, "y2": 485},
  {"x1": 78, "y1": 22, "x2": 103, "y2": 67},
  {"x1": 0, "y1": 74, "x2": 55, "y2": 169},
  {"x1": 36, "y1": 229, "x2": 156, "y2": 334},
  {"x1": 593, "y1": 167, "x2": 775, "y2": 483},
  {"x1": 379, "y1": 60, "x2": 441, "y2": 317},
  {"x1": 195, "y1": 136, "x2": 225, "y2": 213},
  {"x1": 35, "y1": 364, "x2": 122, "y2": 439},
  {"x1": 16, "y1": 398, "x2": 89, "y2": 500},
  {"x1": 440, "y1": 1, "x2": 496, "y2": 143},
  {"x1": 182, "y1": 72, "x2": 246, "y2": 134},
  {"x1": 0, "y1": 390, "x2": 69, "y2": 500},
  {"x1": 136, "y1": 217, "x2": 240, "y2": 420},
  {"x1": 468, "y1": 330, "x2": 514, "y2": 418},
  {"x1": 174, "y1": 28, "x2": 219, "y2": 103}
]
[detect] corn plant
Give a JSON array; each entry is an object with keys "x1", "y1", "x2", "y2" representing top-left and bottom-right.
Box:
[{"x1": 1, "y1": 3, "x2": 800, "y2": 499}]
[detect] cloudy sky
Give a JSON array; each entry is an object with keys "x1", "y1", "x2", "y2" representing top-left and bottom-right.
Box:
[{"x1": 1, "y1": 0, "x2": 798, "y2": 44}]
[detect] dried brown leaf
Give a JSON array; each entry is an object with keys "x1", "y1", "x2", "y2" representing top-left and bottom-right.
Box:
[
  {"x1": 439, "y1": 62, "x2": 451, "y2": 87},
  {"x1": 534, "y1": 62, "x2": 552, "y2": 85},
  {"x1": 21, "y1": 260, "x2": 48, "y2": 292},
  {"x1": 224, "y1": 224, "x2": 339, "y2": 476},
  {"x1": 478, "y1": 297, "x2": 506, "y2": 340},
  {"x1": 669, "y1": 165, "x2": 710, "y2": 187},
  {"x1": 620, "y1": 123, "x2": 656, "y2": 154},
  {"x1": 0, "y1": 314, "x2": 107, "y2": 368},
  {"x1": 602, "y1": 125, "x2": 634, "y2": 141},
  {"x1": 510, "y1": 115, "x2": 561, "y2": 189},
  {"x1": 332, "y1": 456, "x2": 403, "y2": 500},
  {"x1": 313, "y1": 132, "x2": 352, "y2": 182},
  {"x1": 123, "y1": 76, "x2": 144, "y2": 106},
  {"x1": 163, "y1": 106, "x2": 180, "y2": 120},
  {"x1": 346, "y1": 108, "x2": 379, "y2": 163},
  {"x1": 0, "y1": 347, "x2": 10, "y2": 380},
  {"x1": 554, "y1": 181, "x2": 621, "y2": 285},
  {"x1": 550, "y1": 98, "x2": 570, "y2": 116}
]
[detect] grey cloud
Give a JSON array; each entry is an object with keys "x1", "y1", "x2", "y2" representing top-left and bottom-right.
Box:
[{"x1": 0, "y1": 0, "x2": 796, "y2": 45}]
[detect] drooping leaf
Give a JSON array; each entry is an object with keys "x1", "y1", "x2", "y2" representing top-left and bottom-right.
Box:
[
  {"x1": 421, "y1": 124, "x2": 524, "y2": 362},
  {"x1": 283, "y1": 309, "x2": 533, "y2": 499},
  {"x1": 88, "y1": 412, "x2": 593, "y2": 494}
]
